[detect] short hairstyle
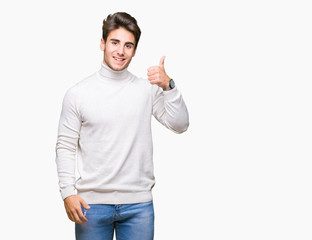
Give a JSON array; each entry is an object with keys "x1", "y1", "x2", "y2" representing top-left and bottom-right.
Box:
[{"x1": 102, "y1": 12, "x2": 141, "y2": 49}]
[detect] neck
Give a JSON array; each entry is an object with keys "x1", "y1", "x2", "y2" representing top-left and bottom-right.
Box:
[{"x1": 98, "y1": 62, "x2": 129, "y2": 81}]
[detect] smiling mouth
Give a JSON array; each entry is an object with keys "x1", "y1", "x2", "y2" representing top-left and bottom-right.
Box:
[{"x1": 113, "y1": 56, "x2": 126, "y2": 62}]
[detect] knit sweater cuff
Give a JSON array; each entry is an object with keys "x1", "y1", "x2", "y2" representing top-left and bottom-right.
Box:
[
  {"x1": 61, "y1": 186, "x2": 77, "y2": 200},
  {"x1": 162, "y1": 86, "x2": 178, "y2": 97}
]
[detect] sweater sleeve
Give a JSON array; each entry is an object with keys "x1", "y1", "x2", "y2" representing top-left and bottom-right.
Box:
[
  {"x1": 55, "y1": 88, "x2": 81, "y2": 200},
  {"x1": 152, "y1": 85, "x2": 189, "y2": 133}
]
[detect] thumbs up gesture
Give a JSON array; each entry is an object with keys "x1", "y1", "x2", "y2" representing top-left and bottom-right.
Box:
[{"x1": 147, "y1": 56, "x2": 171, "y2": 90}]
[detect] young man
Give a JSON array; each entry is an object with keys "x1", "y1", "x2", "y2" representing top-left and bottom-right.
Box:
[{"x1": 55, "y1": 12, "x2": 189, "y2": 240}]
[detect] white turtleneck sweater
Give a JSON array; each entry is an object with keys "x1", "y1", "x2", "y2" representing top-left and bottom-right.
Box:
[{"x1": 55, "y1": 63, "x2": 189, "y2": 204}]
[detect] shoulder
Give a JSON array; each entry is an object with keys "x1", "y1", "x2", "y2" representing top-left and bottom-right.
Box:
[
  {"x1": 62, "y1": 73, "x2": 97, "y2": 107},
  {"x1": 74, "y1": 72, "x2": 97, "y2": 89},
  {"x1": 129, "y1": 72, "x2": 164, "y2": 97},
  {"x1": 66, "y1": 73, "x2": 97, "y2": 95},
  {"x1": 128, "y1": 71, "x2": 153, "y2": 88}
]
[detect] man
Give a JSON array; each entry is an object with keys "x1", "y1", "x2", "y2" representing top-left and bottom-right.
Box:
[{"x1": 55, "y1": 12, "x2": 189, "y2": 240}]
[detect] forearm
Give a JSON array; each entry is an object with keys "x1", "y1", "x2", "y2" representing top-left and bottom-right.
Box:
[
  {"x1": 153, "y1": 86, "x2": 189, "y2": 133},
  {"x1": 55, "y1": 88, "x2": 81, "y2": 199},
  {"x1": 55, "y1": 143, "x2": 77, "y2": 199}
]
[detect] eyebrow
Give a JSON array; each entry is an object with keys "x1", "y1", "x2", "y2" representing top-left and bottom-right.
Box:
[{"x1": 110, "y1": 39, "x2": 135, "y2": 46}]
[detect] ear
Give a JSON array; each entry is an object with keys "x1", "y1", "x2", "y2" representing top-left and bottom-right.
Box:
[{"x1": 100, "y1": 38, "x2": 105, "y2": 51}]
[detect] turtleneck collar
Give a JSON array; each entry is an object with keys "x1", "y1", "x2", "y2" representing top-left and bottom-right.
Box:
[{"x1": 97, "y1": 62, "x2": 130, "y2": 81}]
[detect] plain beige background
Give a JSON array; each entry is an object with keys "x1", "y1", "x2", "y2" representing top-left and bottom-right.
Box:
[{"x1": 0, "y1": 0, "x2": 311, "y2": 239}]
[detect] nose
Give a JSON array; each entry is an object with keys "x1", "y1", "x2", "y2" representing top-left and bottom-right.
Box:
[{"x1": 117, "y1": 45, "x2": 124, "y2": 55}]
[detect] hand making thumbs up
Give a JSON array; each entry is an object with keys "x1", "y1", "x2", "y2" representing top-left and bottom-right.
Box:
[{"x1": 147, "y1": 56, "x2": 171, "y2": 90}]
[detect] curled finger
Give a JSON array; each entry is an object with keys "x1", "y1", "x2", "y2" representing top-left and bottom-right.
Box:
[
  {"x1": 78, "y1": 208, "x2": 88, "y2": 223},
  {"x1": 73, "y1": 212, "x2": 86, "y2": 226}
]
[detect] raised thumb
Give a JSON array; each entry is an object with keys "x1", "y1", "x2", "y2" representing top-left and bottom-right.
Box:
[{"x1": 159, "y1": 56, "x2": 166, "y2": 68}]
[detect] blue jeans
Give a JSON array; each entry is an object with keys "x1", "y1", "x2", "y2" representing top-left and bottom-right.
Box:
[{"x1": 75, "y1": 201, "x2": 154, "y2": 240}]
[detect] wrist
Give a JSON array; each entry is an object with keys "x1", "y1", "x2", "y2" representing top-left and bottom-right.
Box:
[
  {"x1": 162, "y1": 79, "x2": 175, "y2": 91},
  {"x1": 162, "y1": 85, "x2": 171, "y2": 91}
]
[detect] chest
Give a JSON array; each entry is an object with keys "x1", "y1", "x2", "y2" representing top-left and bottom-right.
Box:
[{"x1": 80, "y1": 83, "x2": 152, "y2": 128}]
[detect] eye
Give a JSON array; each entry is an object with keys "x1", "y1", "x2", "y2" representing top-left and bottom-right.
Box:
[
  {"x1": 126, "y1": 44, "x2": 133, "y2": 49},
  {"x1": 112, "y1": 41, "x2": 118, "y2": 45}
]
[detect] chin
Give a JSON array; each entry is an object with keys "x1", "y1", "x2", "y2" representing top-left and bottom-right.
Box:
[
  {"x1": 111, "y1": 65, "x2": 126, "y2": 71},
  {"x1": 113, "y1": 62, "x2": 131, "y2": 71},
  {"x1": 105, "y1": 61, "x2": 124, "y2": 71}
]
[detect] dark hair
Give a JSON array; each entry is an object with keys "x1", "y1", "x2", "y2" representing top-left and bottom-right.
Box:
[{"x1": 102, "y1": 12, "x2": 141, "y2": 49}]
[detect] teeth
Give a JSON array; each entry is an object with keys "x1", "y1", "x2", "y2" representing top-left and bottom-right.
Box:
[{"x1": 114, "y1": 57, "x2": 124, "y2": 61}]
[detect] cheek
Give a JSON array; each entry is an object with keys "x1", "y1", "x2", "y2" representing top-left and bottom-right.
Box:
[
  {"x1": 127, "y1": 49, "x2": 135, "y2": 57},
  {"x1": 105, "y1": 44, "x2": 115, "y2": 53}
]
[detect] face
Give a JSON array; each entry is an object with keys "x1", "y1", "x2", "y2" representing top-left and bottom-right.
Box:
[{"x1": 100, "y1": 27, "x2": 136, "y2": 71}]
